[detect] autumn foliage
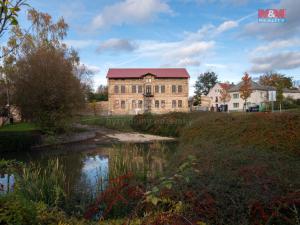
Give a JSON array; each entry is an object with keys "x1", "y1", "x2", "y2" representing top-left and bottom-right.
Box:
[{"x1": 239, "y1": 72, "x2": 253, "y2": 110}]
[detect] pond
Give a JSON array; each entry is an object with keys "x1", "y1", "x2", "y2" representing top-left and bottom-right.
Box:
[{"x1": 0, "y1": 141, "x2": 176, "y2": 197}]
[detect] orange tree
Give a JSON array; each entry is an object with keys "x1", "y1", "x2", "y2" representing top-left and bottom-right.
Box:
[
  {"x1": 239, "y1": 72, "x2": 252, "y2": 111},
  {"x1": 219, "y1": 83, "x2": 231, "y2": 105}
]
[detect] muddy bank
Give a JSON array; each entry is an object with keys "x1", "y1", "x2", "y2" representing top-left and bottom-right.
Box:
[{"x1": 32, "y1": 125, "x2": 175, "y2": 150}]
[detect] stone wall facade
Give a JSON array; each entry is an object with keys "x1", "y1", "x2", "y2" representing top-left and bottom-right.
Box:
[{"x1": 108, "y1": 74, "x2": 189, "y2": 115}]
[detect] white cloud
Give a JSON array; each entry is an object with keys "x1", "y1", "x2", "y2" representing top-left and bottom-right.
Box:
[
  {"x1": 185, "y1": 20, "x2": 239, "y2": 41},
  {"x1": 177, "y1": 58, "x2": 201, "y2": 67},
  {"x1": 250, "y1": 51, "x2": 300, "y2": 73},
  {"x1": 251, "y1": 38, "x2": 300, "y2": 55},
  {"x1": 215, "y1": 20, "x2": 238, "y2": 34},
  {"x1": 97, "y1": 38, "x2": 137, "y2": 53},
  {"x1": 86, "y1": 65, "x2": 101, "y2": 74},
  {"x1": 91, "y1": 0, "x2": 172, "y2": 30},
  {"x1": 182, "y1": 0, "x2": 249, "y2": 5},
  {"x1": 205, "y1": 63, "x2": 227, "y2": 69},
  {"x1": 78, "y1": 64, "x2": 101, "y2": 74},
  {"x1": 135, "y1": 40, "x2": 215, "y2": 67}
]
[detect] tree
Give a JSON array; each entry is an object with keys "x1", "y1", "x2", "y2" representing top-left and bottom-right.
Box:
[
  {"x1": 220, "y1": 83, "x2": 231, "y2": 104},
  {"x1": 97, "y1": 85, "x2": 108, "y2": 95},
  {"x1": 194, "y1": 71, "x2": 218, "y2": 105},
  {"x1": 95, "y1": 85, "x2": 108, "y2": 101},
  {"x1": 0, "y1": 0, "x2": 27, "y2": 38},
  {"x1": 259, "y1": 72, "x2": 293, "y2": 110},
  {"x1": 5, "y1": 9, "x2": 85, "y2": 130},
  {"x1": 239, "y1": 72, "x2": 252, "y2": 111}
]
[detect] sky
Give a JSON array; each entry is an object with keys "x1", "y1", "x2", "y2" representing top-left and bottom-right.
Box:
[{"x1": 12, "y1": 0, "x2": 300, "y2": 95}]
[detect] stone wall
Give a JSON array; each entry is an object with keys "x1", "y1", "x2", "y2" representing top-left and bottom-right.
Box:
[{"x1": 78, "y1": 101, "x2": 109, "y2": 115}]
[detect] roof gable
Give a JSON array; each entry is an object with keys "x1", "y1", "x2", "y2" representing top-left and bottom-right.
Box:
[{"x1": 107, "y1": 68, "x2": 190, "y2": 79}]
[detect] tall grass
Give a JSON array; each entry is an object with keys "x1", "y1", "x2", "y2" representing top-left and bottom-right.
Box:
[
  {"x1": 109, "y1": 142, "x2": 169, "y2": 181},
  {"x1": 17, "y1": 159, "x2": 68, "y2": 208}
]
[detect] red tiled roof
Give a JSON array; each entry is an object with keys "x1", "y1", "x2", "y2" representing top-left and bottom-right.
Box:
[
  {"x1": 107, "y1": 68, "x2": 190, "y2": 79},
  {"x1": 219, "y1": 83, "x2": 231, "y2": 89}
]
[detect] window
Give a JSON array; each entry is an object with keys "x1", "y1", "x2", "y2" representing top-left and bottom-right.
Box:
[
  {"x1": 132, "y1": 100, "x2": 136, "y2": 109},
  {"x1": 114, "y1": 100, "x2": 119, "y2": 108},
  {"x1": 161, "y1": 100, "x2": 165, "y2": 108},
  {"x1": 155, "y1": 85, "x2": 159, "y2": 93},
  {"x1": 121, "y1": 85, "x2": 125, "y2": 93},
  {"x1": 233, "y1": 93, "x2": 239, "y2": 99},
  {"x1": 138, "y1": 100, "x2": 143, "y2": 108},
  {"x1": 121, "y1": 100, "x2": 126, "y2": 109},
  {"x1": 215, "y1": 97, "x2": 218, "y2": 102},
  {"x1": 114, "y1": 85, "x2": 119, "y2": 94},
  {"x1": 132, "y1": 85, "x2": 137, "y2": 93},
  {"x1": 172, "y1": 100, "x2": 176, "y2": 108},
  {"x1": 172, "y1": 85, "x2": 177, "y2": 93},
  {"x1": 155, "y1": 100, "x2": 159, "y2": 108},
  {"x1": 178, "y1": 85, "x2": 183, "y2": 93},
  {"x1": 178, "y1": 100, "x2": 182, "y2": 108},
  {"x1": 233, "y1": 103, "x2": 239, "y2": 108},
  {"x1": 146, "y1": 85, "x2": 152, "y2": 95},
  {"x1": 138, "y1": 85, "x2": 143, "y2": 93},
  {"x1": 161, "y1": 85, "x2": 165, "y2": 93}
]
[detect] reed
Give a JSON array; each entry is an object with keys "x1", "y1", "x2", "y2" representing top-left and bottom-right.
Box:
[{"x1": 17, "y1": 158, "x2": 68, "y2": 208}]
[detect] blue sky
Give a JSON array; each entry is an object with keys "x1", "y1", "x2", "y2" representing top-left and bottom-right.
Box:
[{"x1": 14, "y1": 0, "x2": 300, "y2": 94}]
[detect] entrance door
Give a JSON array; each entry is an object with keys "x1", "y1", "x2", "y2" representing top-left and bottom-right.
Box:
[{"x1": 145, "y1": 99, "x2": 152, "y2": 112}]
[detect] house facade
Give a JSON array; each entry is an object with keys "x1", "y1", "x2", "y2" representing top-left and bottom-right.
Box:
[
  {"x1": 107, "y1": 68, "x2": 190, "y2": 115},
  {"x1": 206, "y1": 83, "x2": 231, "y2": 110},
  {"x1": 228, "y1": 80, "x2": 276, "y2": 111},
  {"x1": 283, "y1": 89, "x2": 300, "y2": 99}
]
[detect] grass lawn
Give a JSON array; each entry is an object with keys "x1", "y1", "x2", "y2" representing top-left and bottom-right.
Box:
[
  {"x1": 0, "y1": 122, "x2": 39, "y2": 132},
  {"x1": 79, "y1": 115, "x2": 134, "y2": 131}
]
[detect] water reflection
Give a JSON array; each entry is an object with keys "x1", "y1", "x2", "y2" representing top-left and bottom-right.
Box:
[
  {"x1": 1, "y1": 142, "x2": 175, "y2": 195},
  {"x1": 82, "y1": 156, "x2": 109, "y2": 185},
  {"x1": 0, "y1": 174, "x2": 14, "y2": 194}
]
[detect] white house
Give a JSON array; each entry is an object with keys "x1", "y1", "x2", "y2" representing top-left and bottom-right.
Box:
[
  {"x1": 206, "y1": 83, "x2": 232, "y2": 110},
  {"x1": 228, "y1": 80, "x2": 276, "y2": 112},
  {"x1": 283, "y1": 88, "x2": 300, "y2": 99}
]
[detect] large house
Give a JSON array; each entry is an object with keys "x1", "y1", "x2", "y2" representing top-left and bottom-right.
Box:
[
  {"x1": 228, "y1": 80, "x2": 276, "y2": 111},
  {"x1": 107, "y1": 68, "x2": 190, "y2": 115}
]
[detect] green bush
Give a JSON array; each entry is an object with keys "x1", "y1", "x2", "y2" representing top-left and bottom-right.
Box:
[
  {"x1": 0, "y1": 194, "x2": 37, "y2": 225},
  {"x1": 80, "y1": 115, "x2": 134, "y2": 131},
  {"x1": 131, "y1": 112, "x2": 192, "y2": 137}
]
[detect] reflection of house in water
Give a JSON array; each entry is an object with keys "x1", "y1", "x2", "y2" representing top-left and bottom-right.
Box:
[{"x1": 0, "y1": 174, "x2": 14, "y2": 194}]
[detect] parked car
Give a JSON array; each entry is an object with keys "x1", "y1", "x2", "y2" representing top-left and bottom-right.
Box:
[{"x1": 246, "y1": 105, "x2": 259, "y2": 112}]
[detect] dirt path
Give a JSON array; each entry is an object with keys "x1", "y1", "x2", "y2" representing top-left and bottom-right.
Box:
[{"x1": 93, "y1": 126, "x2": 174, "y2": 143}]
